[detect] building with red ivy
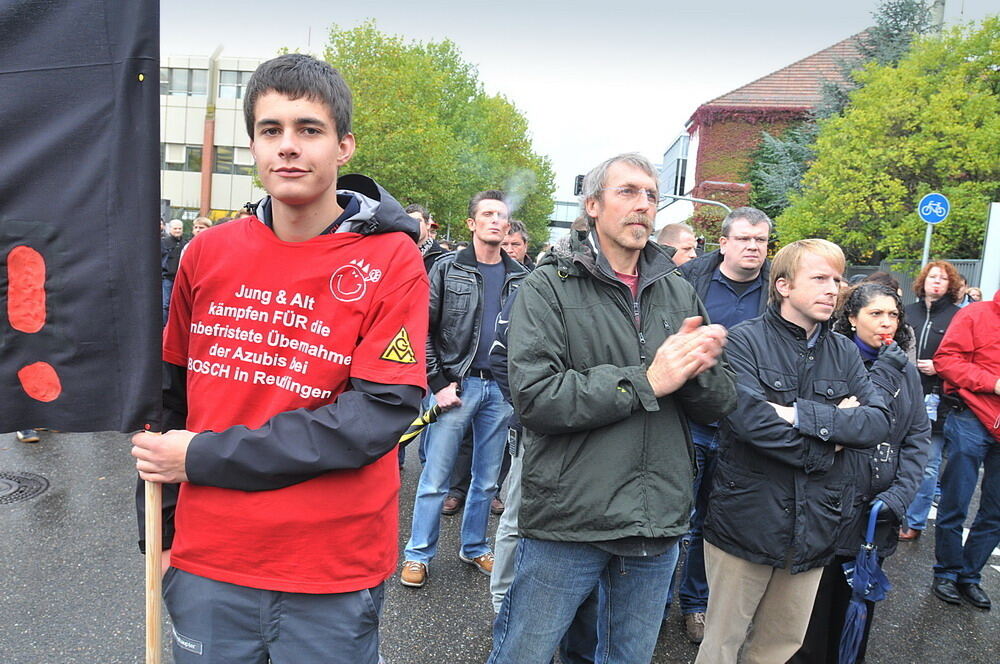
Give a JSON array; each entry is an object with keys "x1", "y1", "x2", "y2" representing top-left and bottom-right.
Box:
[{"x1": 660, "y1": 33, "x2": 864, "y2": 236}]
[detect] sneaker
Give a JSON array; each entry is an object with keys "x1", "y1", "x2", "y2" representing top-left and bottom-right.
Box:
[
  {"x1": 684, "y1": 612, "x2": 706, "y2": 644},
  {"x1": 16, "y1": 430, "x2": 40, "y2": 443},
  {"x1": 490, "y1": 496, "x2": 505, "y2": 515},
  {"x1": 459, "y1": 551, "x2": 494, "y2": 575},
  {"x1": 441, "y1": 495, "x2": 463, "y2": 515},
  {"x1": 399, "y1": 561, "x2": 427, "y2": 588}
]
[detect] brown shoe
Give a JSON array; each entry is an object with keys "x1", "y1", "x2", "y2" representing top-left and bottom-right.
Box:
[
  {"x1": 490, "y1": 496, "x2": 505, "y2": 515},
  {"x1": 898, "y1": 527, "x2": 922, "y2": 541},
  {"x1": 684, "y1": 612, "x2": 706, "y2": 644},
  {"x1": 459, "y1": 551, "x2": 494, "y2": 575},
  {"x1": 400, "y1": 561, "x2": 428, "y2": 588},
  {"x1": 442, "y1": 495, "x2": 463, "y2": 515}
]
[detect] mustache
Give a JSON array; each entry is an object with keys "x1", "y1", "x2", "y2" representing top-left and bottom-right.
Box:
[{"x1": 622, "y1": 213, "x2": 652, "y2": 229}]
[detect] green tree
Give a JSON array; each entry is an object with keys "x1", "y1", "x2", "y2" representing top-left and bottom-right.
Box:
[
  {"x1": 748, "y1": 1, "x2": 935, "y2": 218},
  {"x1": 748, "y1": 123, "x2": 818, "y2": 220},
  {"x1": 776, "y1": 18, "x2": 1000, "y2": 263},
  {"x1": 322, "y1": 21, "x2": 555, "y2": 244}
]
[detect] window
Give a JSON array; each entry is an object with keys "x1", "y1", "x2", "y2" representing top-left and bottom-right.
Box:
[
  {"x1": 161, "y1": 143, "x2": 203, "y2": 172},
  {"x1": 185, "y1": 146, "x2": 203, "y2": 173},
  {"x1": 233, "y1": 147, "x2": 255, "y2": 176},
  {"x1": 162, "y1": 143, "x2": 185, "y2": 171},
  {"x1": 214, "y1": 146, "x2": 255, "y2": 176},
  {"x1": 214, "y1": 146, "x2": 234, "y2": 174},
  {"x1": 160, "y1": 68, "x2": 208, "y2": 96},
  {"x1": 218, "y1": 70, "x2": 254, "y2": 99}
]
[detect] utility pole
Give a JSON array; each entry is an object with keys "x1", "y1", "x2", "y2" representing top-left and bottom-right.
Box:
[{"x1": 199, "y1": 45, "x2": 224, "y2": 217}]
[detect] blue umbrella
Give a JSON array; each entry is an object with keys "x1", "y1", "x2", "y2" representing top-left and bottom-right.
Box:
[{"x1": 839, "y1": 499, "x2": 892, "y2": 664}]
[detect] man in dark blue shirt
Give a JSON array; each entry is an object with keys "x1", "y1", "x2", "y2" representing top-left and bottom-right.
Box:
[
  {"x1": 672, "y1": 206, "x2": 772, "y2": 643},
  {"x1": 401, "y1": 191, "x2": 527, "y2": 589}
]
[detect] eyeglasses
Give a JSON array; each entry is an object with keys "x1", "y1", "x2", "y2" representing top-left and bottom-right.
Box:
[
  {"x1": 600, "y1": 186, "x2": 659, "y2": 205},
  {"x1": 727, "y1": 236, "x2": 769, "y2": 245}
]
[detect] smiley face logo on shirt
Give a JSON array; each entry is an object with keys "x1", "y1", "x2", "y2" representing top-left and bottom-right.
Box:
[{"x1": 329, "y1": 259, "x2": 382, "y2": 303}]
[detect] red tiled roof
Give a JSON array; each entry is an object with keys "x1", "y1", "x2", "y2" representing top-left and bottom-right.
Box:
[{"x1": 702, "y1": 32, "x2": 866, "y2": 110}]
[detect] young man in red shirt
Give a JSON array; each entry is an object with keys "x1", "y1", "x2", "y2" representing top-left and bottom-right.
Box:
[{"x1": 132, "y1": 54, "x2": 428, "y2": 663}]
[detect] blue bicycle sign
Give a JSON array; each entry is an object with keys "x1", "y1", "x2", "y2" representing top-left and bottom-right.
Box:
[{"x1": 918, "y1": 193, "x2": 950, "y2": 224}]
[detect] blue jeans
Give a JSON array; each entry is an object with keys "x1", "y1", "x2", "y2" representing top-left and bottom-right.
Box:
[
  {"x1": 933, "y1": 409, "x2": 1000, "y2": 585},
  {"x1": 404, "y1": 377, "x2": 511, "y2": 564},
  {"x1": 676, "y1": 423, "x2": 717, "y2": 615},
  {"x1": 162, "y1": 278, "x2": 174, "y2": 326},
  {"x1": 905, "y1": 431, "x2": 945, "y2": 530},
  {"x1": 488, "y1": 538, "x2": 680, "y2": 664}
]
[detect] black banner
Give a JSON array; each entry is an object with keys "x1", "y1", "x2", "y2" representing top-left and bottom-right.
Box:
[{"x1": 0, "y1": 0, "x2": 161, "y2": 432}]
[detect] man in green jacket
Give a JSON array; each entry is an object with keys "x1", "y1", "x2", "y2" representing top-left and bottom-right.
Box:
[{"x1": 486, "y1": 153, "x2": 737, "y2": 664}]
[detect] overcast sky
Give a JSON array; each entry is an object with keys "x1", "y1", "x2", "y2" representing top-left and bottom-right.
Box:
[{"x1": 162, "y1": 1, "x2": 996, "y2": 198}]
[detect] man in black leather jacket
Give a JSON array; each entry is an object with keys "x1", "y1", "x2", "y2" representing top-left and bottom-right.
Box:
[{"x1": 400, "y1": 190, "x2": 528, "y2": 588}]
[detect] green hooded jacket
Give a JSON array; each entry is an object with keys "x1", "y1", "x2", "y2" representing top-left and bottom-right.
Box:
[{"x1": 508, "y1": 229, "x2": 737, "y2": 542}]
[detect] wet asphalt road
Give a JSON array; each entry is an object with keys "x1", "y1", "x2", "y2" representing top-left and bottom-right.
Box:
[{"x1": 0, "y1": 430, "x2": 997, "y2": 663}]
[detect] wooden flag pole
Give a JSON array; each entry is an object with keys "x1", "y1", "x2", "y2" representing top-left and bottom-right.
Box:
[{"x1": 144, "y1": 479, "x2": 162, "y2": 664}]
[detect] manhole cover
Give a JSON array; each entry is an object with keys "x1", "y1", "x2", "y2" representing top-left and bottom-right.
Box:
[{"x1": 0, "y1": 472, "x2": 49, "y2": 504}]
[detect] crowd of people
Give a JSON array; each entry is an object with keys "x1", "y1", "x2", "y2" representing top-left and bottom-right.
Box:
[{"x1": 127, "y1": 53, "x2": 997, "y2": 664}]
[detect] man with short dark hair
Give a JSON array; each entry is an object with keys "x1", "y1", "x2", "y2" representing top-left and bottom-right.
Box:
[
  {"x1": 132, "y1": 53, "x2": 428, "y2": 663},
  {"x1": 443, "y1": 218, "x2": 535, "y2": 517},
  {"x1": 657, "y1": 222, "x2": 697, "y2": 266},
  {"x1": 696, "y1": 239, "x2": 902, "y2": 663},
  {"x1": 669, "y1": 206, "x2": 772, "y2": 642},
  {"x1": 487, "y1": 153, "x2": 736, "y2": 663},
  {"x1": 501, "y1": 220, "x2": 534, "y2": 269},
  {"x1": 401, "y1": 190, "x2": 528, "y2": 588}
]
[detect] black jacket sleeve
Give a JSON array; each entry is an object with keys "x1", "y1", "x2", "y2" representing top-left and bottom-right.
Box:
[
  {"x1": 184, "y1": 378, "x2": 422, "y2": 491},
  {"x1": 137, "y1": 367, "x2": 422, "y2": 552},
  {"x1": 872, "y1": 364, "x2": 932, "y2": 521},
  {"x1": 724, "y1": 330, "x2": 892, "y2": 474},
  {"x1": 424, "y1": 259, "x2": 450, "y2": 394},
  {"x1": 795, "y1": 347, "x2": 897, "y2": 451}
]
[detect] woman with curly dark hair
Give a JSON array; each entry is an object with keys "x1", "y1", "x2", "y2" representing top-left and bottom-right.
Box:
[
  {"x1": 899, "y1": 261, "x2": 963, "y2": 541},
  {"x1": 790, "y1": 283, "x2": 930, "y2": 663}
]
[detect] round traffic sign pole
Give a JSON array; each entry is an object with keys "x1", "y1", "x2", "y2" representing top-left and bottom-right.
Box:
[{"x1": 919, "y1": 193, "x2": 950, "y2": 265}]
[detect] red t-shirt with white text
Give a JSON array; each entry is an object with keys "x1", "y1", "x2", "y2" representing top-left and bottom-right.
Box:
[{"x1": 163, "y1": 217, "x2": 428, "y2": 593}]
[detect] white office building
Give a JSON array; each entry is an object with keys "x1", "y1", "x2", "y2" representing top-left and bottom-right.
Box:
[{"x1": 160, "y1": 54, "x2": 265, "y2": 221}]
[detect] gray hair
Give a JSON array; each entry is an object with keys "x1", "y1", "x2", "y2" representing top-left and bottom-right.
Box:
[
  {"x1": 580, "y1": 152, "x2": 658, "y2": 224},
  {"x1": 508, "y1": 219, "x2": 529, "y2": 244},
  {"x1": 720, "y1": 206, "x2": 773, "y2": 237}
]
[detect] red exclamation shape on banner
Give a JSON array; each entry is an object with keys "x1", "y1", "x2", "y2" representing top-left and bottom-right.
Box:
[{"x1": 7, "y1": 245, "x2": 62, "y2": 402}]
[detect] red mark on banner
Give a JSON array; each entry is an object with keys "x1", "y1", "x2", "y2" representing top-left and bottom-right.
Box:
[
  {"x1": 18, "y1": 362, "x2": 62, "y2": 402},
  {"x1": 6, "y1": 245, "x2": 62, "y2": 402},
  {"x1": 8, "y1": 245, "x2": 47, "y2": 333}
]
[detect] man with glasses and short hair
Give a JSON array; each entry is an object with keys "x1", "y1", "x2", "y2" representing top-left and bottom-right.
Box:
[
  {"x1": 665, "y1": 207, "x2": 773, "y2": 642},
  {"x1": 487, "y1": 153, "x2": 736, "y2": 663}
]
